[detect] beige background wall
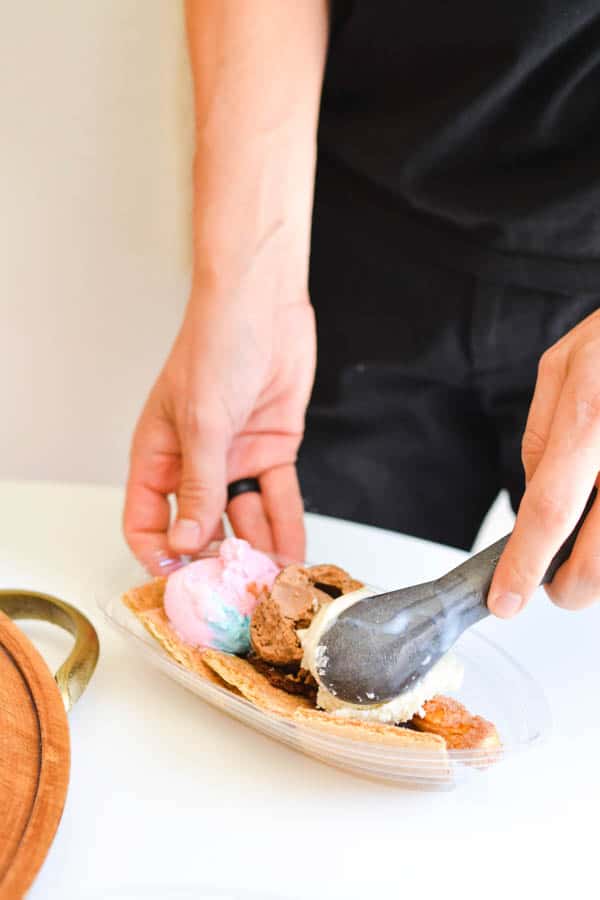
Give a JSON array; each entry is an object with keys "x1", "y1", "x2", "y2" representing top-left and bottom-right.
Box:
[
  {"x1": 0, "y1": 0, "x2": 514, "y2": 543},
  {"x1": 1, "y1": 0, "x2": 193, "y2": 484}
]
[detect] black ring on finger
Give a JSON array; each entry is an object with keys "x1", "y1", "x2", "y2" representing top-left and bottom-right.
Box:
[{"x1": 227, "y1": 477, "x2": 261, "y2": 504}]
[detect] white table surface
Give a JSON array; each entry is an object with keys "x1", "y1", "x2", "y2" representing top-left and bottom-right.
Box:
[{"x1": 1, "y1": 480, "x2": 598, "y2": 900}]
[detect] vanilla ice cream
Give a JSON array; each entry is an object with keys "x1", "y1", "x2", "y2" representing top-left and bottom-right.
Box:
[{"x1": 299, "y1": 587, "x2": 464, "y2": 724}]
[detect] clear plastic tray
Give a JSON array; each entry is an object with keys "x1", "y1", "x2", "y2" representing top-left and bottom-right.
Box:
[{"x1": 97, "y1": 552, "x2": 551, "y2": 790}]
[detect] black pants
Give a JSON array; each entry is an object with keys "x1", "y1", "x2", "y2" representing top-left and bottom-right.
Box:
[{"x1": 298, "y1": 191, "x2": 600, "y2": 551}]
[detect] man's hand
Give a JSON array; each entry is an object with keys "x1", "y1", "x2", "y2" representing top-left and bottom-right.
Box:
[
  {"x1": 124, "y1": 290, "x2": 316, "y2": 573},
  {"x1": 123, "y1": 1, "x2": 328, "y2": 573},
  {"x1": 488, "y1": 308, "x2": 600, "y2": 617}
]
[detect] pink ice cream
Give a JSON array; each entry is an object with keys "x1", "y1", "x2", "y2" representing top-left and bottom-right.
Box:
[{"x1": 164, "y1": 537, "x2": 279, "y2": 654}]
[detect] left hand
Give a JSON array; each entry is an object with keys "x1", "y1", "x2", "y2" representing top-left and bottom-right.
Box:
[{"x1": 488, "y1": 308, "x2": 600, "y2": 617}]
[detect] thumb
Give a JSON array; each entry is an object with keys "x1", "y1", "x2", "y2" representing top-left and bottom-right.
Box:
[{"x1": 169, "y1": 422, "x2": 228, "y2": 555}]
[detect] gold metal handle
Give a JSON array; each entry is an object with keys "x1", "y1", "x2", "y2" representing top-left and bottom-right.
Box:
[{"x1": 0, "y1": 589, "x2": 99, "y2": 712}]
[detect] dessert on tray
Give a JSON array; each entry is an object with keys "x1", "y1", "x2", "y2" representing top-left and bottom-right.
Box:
[{"x1": 123, "y1": 538, "x2": 500, "y2": 762}]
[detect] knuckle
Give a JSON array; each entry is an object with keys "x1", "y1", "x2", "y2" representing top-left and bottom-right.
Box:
[
  {"x1": 179, "y1": 408, "x2": 207, "y2": 439},
  {"x1": 575, "y1": 339, "x2": 600, "y2": 366},
  {"x1": 527, "y1": 489, "x2": 572, "y2": 532},
  {"x1": 571, "y1": 347, "x2": 600, "y2": 427},
  {"x1": 521, "y1": 428, "x2": 546, "y2": 467},
  {"x1": 501, "y1": 555, "x2": 537, "y2": 593},
  {"x1": 178, "y1": 481, "x2": 214, "y2": 507},
  {"x1": 178, "y1": 396, "x2": 215, "y2": 431},
  {"x1": 179, "y1": 408, "x2": 229, "y2": 449},
  {"x1": 576, "y1": 389, "x2": 600, "y2": 430},
  {"x1": 538, "y1": 348, "x2": 558, "y2": 377}
]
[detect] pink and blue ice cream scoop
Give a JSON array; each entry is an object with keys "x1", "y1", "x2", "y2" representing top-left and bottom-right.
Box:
[{"x1": 164, "y1": 537, "x2": 279, "y2": 654}]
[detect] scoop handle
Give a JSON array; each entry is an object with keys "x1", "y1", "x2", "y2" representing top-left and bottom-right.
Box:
[{"x1": 437, "y1": 487, "x2": 597, "y2": 628}]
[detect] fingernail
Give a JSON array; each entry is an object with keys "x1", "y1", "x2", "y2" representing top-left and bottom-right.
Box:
[
  {"x1": 142, "y1": 550, "x2": 182, "y2": 577},
  {"x1": 147, "y1": 560, "x2": 181, "y2": 576},
  {"x1": 169, "y1": 518, "x2": 202, "y2": 549},
  {"x1": 491, "y1": 592, "x2": 523, "y2": 619},
  {"x1": 157, "y1": 556, "x2": 183, "y2": 573}
]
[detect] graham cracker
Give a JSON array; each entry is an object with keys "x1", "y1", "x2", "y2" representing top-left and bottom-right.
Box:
[
  {"x1": 122, "y1": 576, "x2": 167, "y2": 613},
  {"x1": 293, "y1": 708, "x2": 447, "y2": 752},
  {"x1": 202, "y1": 649, "x2": 313, "y2": 718},
  {"x1": 135, "y1": 607, "x2": 231, "y2": 689}
]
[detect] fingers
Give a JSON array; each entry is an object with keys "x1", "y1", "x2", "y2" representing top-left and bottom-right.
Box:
[
  {"x1": 168, "y1": 418, "x2": 228, "y2": 555},
  {"x1": 207, "y1": 518, "x2": 226, "y2": 544},
  {"x1": 227, "y1": 465, "x2": 306, "y2": 561},
  {"x1": 227, "y1": 491, "x2": 274, "y2": 553},
  {"x1": 546, "y1": 482, "x2": 600, "y2": 610},
  {"x1": 123, "y1": 414, "x2": 180, "y2": 575},
  {"x1": 489, "y1": 352, "x2": 600, "y2": 618},
  {"x1": 125, "y1": 405, "x2": 230, "y2": 571},
  {"x1": 260, "y1": 465, "x2": 306, "y2": 562},
  {"x1": 520, "y1": 347, "x2": 565, "y2": 483}
]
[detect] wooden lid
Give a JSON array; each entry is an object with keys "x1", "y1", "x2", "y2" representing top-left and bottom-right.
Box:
[{"x1": 0, "y1": 611, "x2": 70, "y2": 899}]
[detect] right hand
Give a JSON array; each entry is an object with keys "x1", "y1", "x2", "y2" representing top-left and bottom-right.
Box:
[{"x1": 123, "y1": 285, "x2": 316, "y2": 575}]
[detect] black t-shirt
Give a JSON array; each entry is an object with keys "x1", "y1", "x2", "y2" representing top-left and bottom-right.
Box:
[{"x1": 316, "y1": 1, "x2": 600, "y2": 292}]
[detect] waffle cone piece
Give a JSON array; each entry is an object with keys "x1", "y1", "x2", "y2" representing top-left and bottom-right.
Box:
[{"x1": 411, "y1": 696, "x2": 501, "y2": 761}]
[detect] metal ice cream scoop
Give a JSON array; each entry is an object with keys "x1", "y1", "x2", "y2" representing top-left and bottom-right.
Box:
[{"x1": 317, "y1": 488, "x2": 597, "y2": 705}]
